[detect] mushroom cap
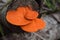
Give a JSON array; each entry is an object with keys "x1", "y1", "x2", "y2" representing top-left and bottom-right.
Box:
[
  {"x1": 25, "y1": 7, "x2": 38, "y2": 20},
  {"x1": 21, "y1": 18, "x2": 46, "y2": 32},
  {"x1": 6, "y1": 7, "x2": 31, "y2": 25}
]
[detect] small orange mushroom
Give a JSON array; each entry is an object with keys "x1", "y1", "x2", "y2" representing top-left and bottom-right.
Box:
[
  {"x1": 25, "y1": 10, "x2": 38, "y2": 20},
  {"x1": 25, "y1": 7, "x2": 38, "y2": 20},
  {"x1": 6, "y1": 7, "x2": 30, "y2": 25},
  {"x1": 20, "y1": 18, "x2": 46, "y2": 32}
]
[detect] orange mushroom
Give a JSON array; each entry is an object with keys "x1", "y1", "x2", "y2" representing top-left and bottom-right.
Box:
[
  {"x1": 6, "y1": 7, "x2": 31, "y2": 25},
  {"x1": 20, "y1": 18, "x2": 46, "y2": 32},
  {"x1": 25, "y1": 10, "x2": 38, "y2": 20},
  {"x1": 6, "y1": 6, "x2": 46, "y2": 32},
  {"x1": 25, "y1": 7, "x2": 38, "y2": 20}
]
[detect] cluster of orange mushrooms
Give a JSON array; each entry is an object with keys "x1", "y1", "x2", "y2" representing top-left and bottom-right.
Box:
[{"x1": 6, "y1": 7, "x2": 46, "y2": 32}]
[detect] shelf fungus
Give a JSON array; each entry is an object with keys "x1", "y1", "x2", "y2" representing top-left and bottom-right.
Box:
[{"x1": 6, "y1": 7, "x2": 46, "y2": 32}]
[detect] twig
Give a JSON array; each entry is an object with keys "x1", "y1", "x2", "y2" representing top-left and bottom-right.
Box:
[{"x1": 32, "y1": 32, "x2": 46, "y2": 40}]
